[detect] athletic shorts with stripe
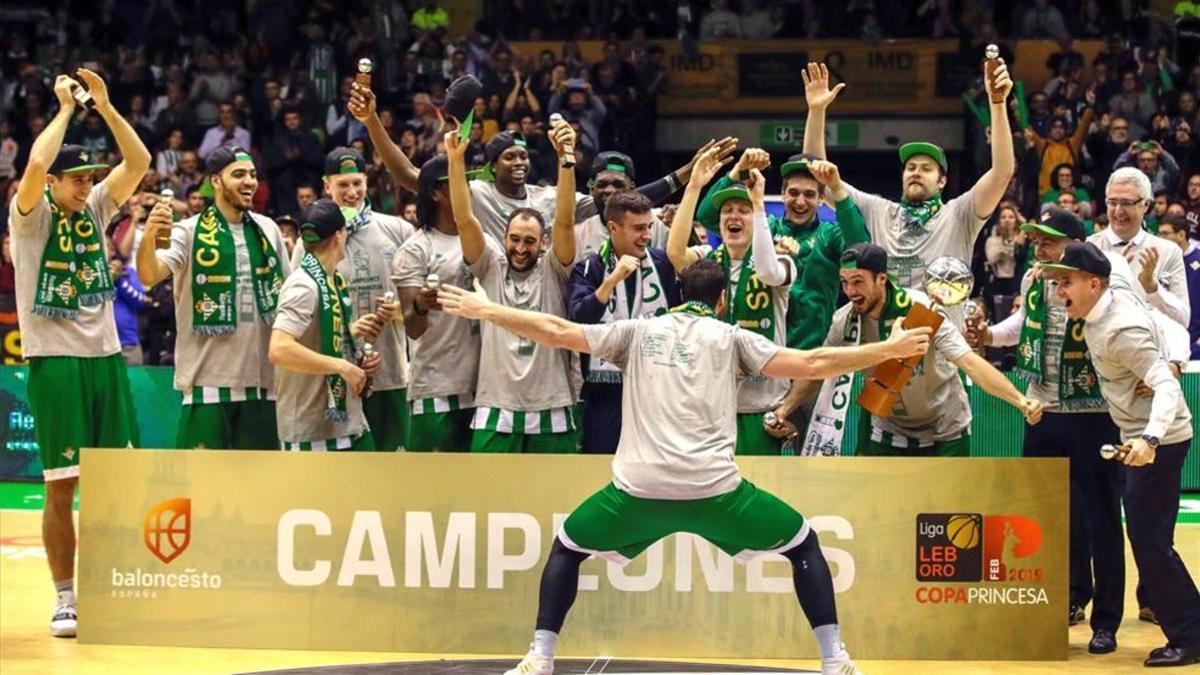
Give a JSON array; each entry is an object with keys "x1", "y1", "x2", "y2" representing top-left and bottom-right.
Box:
[{"x1": 559, "y1": 480, "x2": 808, "y2": 564}]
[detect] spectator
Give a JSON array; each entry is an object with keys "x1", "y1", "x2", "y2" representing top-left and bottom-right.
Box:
[
  {"x1": 1156, "y1": 216, "x2": 1200, "y2": 357},
  {"x1": 0, "y1": 232, "x2": 13, "y2": 302},
  {"x1": 264, "y1": 108, "x2": 324, "y2": 217},
  {"x1": 984, "y1": 202, "x2": 1027, "y2": 320},
  {"x1": 1026, "y1": 92, "x2": 1095, "y2": 195},
  {"x1": 1041, "y1": 163, "x2": 1093, "y2": 217},
  {"x1": 1165, "y1": 117, "x2": 1200, "y2": 181},
  {"x1": 185, "y1": 185, "x2": 206, "y2": 217},
  {"x1": 307, "y1": 24, "x2": 337, "y2": 109},
  {"x1": 739, "y1": 0, "x2": 782, "y2": 38},
  {"x1": 1086, "y1": 115, "x2": 1131, "y2": 197},
  {"x1": 326, "y1": 77, "x2": 366, "y2": 147},
  {"x1": 1150, "y1": 188, "x2": 1171, "y2": 232},
  {"x1": 548, "y1": 81, "x2": 607, "y2": 158},
  {"x1": 109, "y1": 253, "x2": 149, "y2": 366},
  {"x1": 168, "y1": 150, "x2": 204, "y2": 198},
  {"x1": 296, "y1": 184, "x2": 318, "y2": 215},
  {"x1": 1015, "y1": 0, "x2": 1068, "y2": 38},
  {"x1": 411, "y1": 1, "x2": 450, "y2": 32},
  {"x1": 70, "y1": 110, "x2": 117, "y2": 163},
  {"x1": 152, "y1": 81, "x2": 195, "y2": 144},
  {"x1": 1114, "y1": 140, "x2": 1181, "y2": 196},
  {"x1": 155, "y1": 129, "x2": 185, "y2": 179},
  {"x1": 197, "y1": 102, "x2": 252, "y2": 160},
  {"x1": 0, "y1": 121, "x2": 18, "y2": 182},
  {"x1": 188, "y1": 51, "x2": 238, "y2": 129},
  {"x1": 1108, "y1": 69, "x2": 1157, "y2": 139},
  {"x1": 1180, "y1": 173, "x2": 1200, "y2": 237},
  {"x1": 700, "y1": 0, "x2": 742, "y2": 39}
]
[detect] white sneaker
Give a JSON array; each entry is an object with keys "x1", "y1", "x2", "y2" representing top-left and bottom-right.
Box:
[
  {"x1": 49, "y1": 601, "x2": 77, "y2": 638},
  {"x1": 821, "y1": 646, "x2": 863, "y2": 675},
  {"x1": 502, "y1": 649, "x2": 553, "y2": 675}
]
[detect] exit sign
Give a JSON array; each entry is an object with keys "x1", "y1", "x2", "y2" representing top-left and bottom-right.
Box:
[{"x1": 760, "y1": 122, "x2": 859, "y2": 149}]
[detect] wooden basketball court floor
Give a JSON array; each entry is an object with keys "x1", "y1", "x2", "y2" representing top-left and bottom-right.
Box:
[{"x1": 1, "y1": 507, "x2": 1197, "y2": 675}]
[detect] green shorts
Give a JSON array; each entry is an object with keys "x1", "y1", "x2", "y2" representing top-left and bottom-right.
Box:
[
  {"x1": 28, "y1": 355, "x2": 139, "y2": 481},
  {"x1": 406, "y1": 407, "x2": 474, "y2": 452},
  {"x1": 282, "y1": 430, "x2": 375, "y2": 451},
  {"x1": 560, "y1": 480, "x2": 808, "y2": 563},
  {"x1": 177, "y1": 399, "x2": 279, "y2": 449},
  {"x1": 470, "y1": 428, "x2": 580, "y2": 453},
  {"x1": 861, "y1": 430, "x2": 971, "y2": 457},
  {"x1": 362, "y1": 388, "x2": 409, "y2": 451},
  {"x1": 735, "y1": 412, "x2": 784, "y2": 456}
]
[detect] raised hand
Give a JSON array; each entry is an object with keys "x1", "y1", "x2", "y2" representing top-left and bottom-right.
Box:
[
  {"x1": 53, "y1": 75, "x2": 80, "y2": 111},
  {"x1": 548, "y1": 119, "x2": 577, "y2": 157},
  {"x1": 437, "y1": 280, "x2": 493, "y2": 320},
  {"x1": 983, "y1": 58, "x2": 1013, "y2": 102},
  {"x1": 802, "y1": 62, "x2": 845, "y2": 110},
  {"x1": 885, "y1": 325, "x2": 932, "y2": 360},
  {"x1": 75, "y1": 68, "x2": 110, "y2": 110},
  {"x1": 347, "y1": 82, "x2": 376, "y2": 122},
  {"x1": 690, "y1": 146, "x2": 733, "y2": 188},
  {"x1": 1138, "y1": 247, "x2": 1160, "y2": 293},
  {"x1": 444, "y1": 129, "x2": 467, "y2": 160}
]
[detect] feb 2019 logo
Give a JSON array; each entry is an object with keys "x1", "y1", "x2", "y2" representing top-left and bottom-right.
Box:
[
  {"x1": 915, "y1": 513, "x2": 1044, "y2": 583},
  {"x1": 143, "y1": 498, "x2": 192, "y2": 564}
]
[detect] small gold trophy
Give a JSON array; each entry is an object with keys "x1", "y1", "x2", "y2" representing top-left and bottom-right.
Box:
[
  {"x1": 356, "y1": 59, "x2": 373, "y2": 89},
  {"x1": 155, "y1": 189, "x2": 175, "y2": 250},
  {"x1": 1100, "y1": 443, "x2": 1130, "y2": 461},
  {"x1": 984, "y1": 44, "x2": 1004, "y2": 104}
]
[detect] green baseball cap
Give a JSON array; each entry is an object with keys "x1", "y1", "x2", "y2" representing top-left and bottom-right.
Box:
[
  {"x1": 898, "y1": 142, "x2": 947, "y2": 171},
  {"x1": 779, "y1": 152, "x2": 820, "y2": 179},
  {"x1": 1041, "y1": 241, "x2": 1111, "y2": 277},
  {"x1": 710, "y1": 185, "x2": 752, "y2": 211},
  {"x1": 1019, "y1": 207, "x2": 1086, "y2": 240},
  {"x1": 50, "y1": 145, "x2": 109, "y2": 174}
]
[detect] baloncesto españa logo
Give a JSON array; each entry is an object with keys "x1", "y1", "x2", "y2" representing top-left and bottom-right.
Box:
[
  {"x1": 110, "y1": 498, "x2": 222, "y2": 598},
  {"x1": 913, "y1": 513, "x2": 1048, "y2": 605},
  {"x1": 143, "y1": 497, "x2": 192, "y2": 563}
]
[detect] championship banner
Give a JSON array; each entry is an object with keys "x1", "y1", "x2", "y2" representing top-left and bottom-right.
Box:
[{"x1": 78, "y1": 451, "x2": 1068, "y2": 659}]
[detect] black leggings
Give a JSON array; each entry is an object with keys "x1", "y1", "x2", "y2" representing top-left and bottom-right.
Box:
[{"x1": 533, "y1": 530, "x2": 838, "y2": 633}]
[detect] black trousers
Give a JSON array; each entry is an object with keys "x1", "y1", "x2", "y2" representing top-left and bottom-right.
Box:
[
  {"x1": 579, "y1": 382, "x2": 622, "y2": 455},
  {"x1": 1023, "y1": 411, "x2": 1124, "y2": 632},
  {"x1": 1124, "y1": 439, "x2": 1200, "y2": 649}
]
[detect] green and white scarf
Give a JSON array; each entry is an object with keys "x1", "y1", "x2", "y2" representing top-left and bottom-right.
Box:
[
  {"x1": 899, "y1": 193, "x2": 944, "y2": 230},
  {"x1": 588, "y1": 239, "x2": 671, "y2": 383},
  {"x1": 669, "y1": 300, "x2": 717, "y2": 319},
  {"x1": 707, "y1": 244, "x2": 774, "y2": 340},
  {"x1": 1016, "y1": 274, "x2": 1103, "y2": 410},
  {"x1": 341, "y1": 201, "x2": 373, "y2": 236},
  {"x1": 34, "y1": 191, "x2": 113, "y2": 319},
  {"x1": 802, "y1": 282, "x2": 914, "y2": 456},
  {"x1": 191, "y1": 204, "x2": 284, "y2": 335},
  {"x1": 300, "y1": 251, "x2": 356, "y2": 422}
]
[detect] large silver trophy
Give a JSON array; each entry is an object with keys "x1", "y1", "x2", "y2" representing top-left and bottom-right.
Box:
[{"x1": 924, "y1": 256, "x2": 978, "y2": 315}]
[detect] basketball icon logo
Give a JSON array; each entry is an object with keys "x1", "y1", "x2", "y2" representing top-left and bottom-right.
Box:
[{"x1": 947, "y1": 514, "x2": 981, "y2": 549}]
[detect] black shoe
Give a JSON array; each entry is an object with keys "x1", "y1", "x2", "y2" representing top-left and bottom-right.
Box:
[
  {"x1": 1139, "y1": 606, "x2": 1159, "y2": 625},
  {"x1": 1144, "y1": 644, "x2": 1200, "y2": 667},
  {"x1": 1069, "y1": 604, "x2": 1086, "y2": 626},
  {"x1": 1088, "y1": 629, "x2": 1117, "y2": 654}
]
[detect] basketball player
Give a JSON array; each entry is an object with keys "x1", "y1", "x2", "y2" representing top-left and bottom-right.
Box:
[
  {"x1": 10, "y1": 69, "x2": 150, "y2": 636},
  {"x1": 437, "y1": 261, "x2": 934, "y2": 675}
]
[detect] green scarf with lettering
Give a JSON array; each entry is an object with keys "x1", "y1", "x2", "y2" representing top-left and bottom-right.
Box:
[
  {"x1": 899, "y1": 193, "x2": 944, "y2": 229},
  {"x1": 300, "y1": 251, "x2": 355, "y2": 422},
  {"x1": 707, "y1": 244, "x2": 774, "y2": 340},
  {"x1": 1016, "y1": 275, "x2": 1103, "y2": 409},
  {"x1": 34, "y1": 190, "x2": 113, "y2": 319},
  {"x1": 669, "y1": 300, "x2": 717, "y2": 319},
  {"x1": 191, "y1": 204, "x2": 284, "y2": 335}
]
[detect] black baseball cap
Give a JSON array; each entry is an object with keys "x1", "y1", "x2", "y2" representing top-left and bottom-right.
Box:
[
  {"x1": 324, "y1": 147, "x2": 365, "y2": 177},
  {"x1": 205, "y1": 146, "x2": 254, "y2": 175},
  {"x1": 443, "y1": 74, "x2": 482, "y2": 123},
  {"x1": 1020, "y1": 206, "x2": 1087, "y2": 241},
  {"x1": 1042, "y1": 241, "x2": 1111, "y2": 277},
  {"x1": 591, "y1": 151, "x2": 635, "y2": 182},
  {"x1": 484, "y1": 131, "x2": 528, "y2": 164},
  {"x1": 299, "y1": 199, "x2": 346, "y2": 243},
  {"x1": 50, "y1": 144, "x2": 108, "y2": 175},
  {"x1": 840, "y1": 243, "x2": 889, "y2": 274}
]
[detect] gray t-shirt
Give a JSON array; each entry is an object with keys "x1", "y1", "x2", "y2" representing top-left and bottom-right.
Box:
[
  {"x1": 9, "y1": 183, "x2": 121, "y2": 358},
  {"x1": 292, "y1": 213, "x2": 415, "y2": 392},
  {"x1": 393, "y1": 229, "x2": 481, "y2": 400},
  {"x1": 825, "y1": 288, "x2": 973, "y2": 442},
  {"x1": 844, "y1": 183, "x2": 985, "y2": 290},
  {"x1": 469, "y1": 180, "x2": 591, "y2": 243},
  {"x1": 573, "y1": 213, "x2": 671, "y2": 265},
  {"x1": 583, "y1": 313, "x2": 781, "y2": 500},
  {"x1": 1084, "y1": 290, "x2": 1193, "y2": 445},
  {"x1": 690, "y1": 245, "x2": 796, "y2": 413},
  {"x1": 472, "y1": 239, "x2": 574, "y2": 411},
  {"x1": 156, "y1": 211, "x2": 291, "y2": 392},
  {"x1": 272, "y1": 271, "x2": 367, "y2": 444}
]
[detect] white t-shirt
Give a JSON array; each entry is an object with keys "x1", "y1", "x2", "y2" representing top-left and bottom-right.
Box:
[{"x1": 583, "y1": 313, "x2": 781, "y2": 500}]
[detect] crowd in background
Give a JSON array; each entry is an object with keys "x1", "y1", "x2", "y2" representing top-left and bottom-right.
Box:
[{"x1": 1, "y1": 1, "x2": 1199, "y2": 371}]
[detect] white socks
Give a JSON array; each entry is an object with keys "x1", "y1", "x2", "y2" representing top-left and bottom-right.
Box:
[
  {"x1": 532, "y1": 629, "x2": 558, "y2": 658},
  {"x1": 814, "y1": 624, "x2": 846, "y2": 661}
]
